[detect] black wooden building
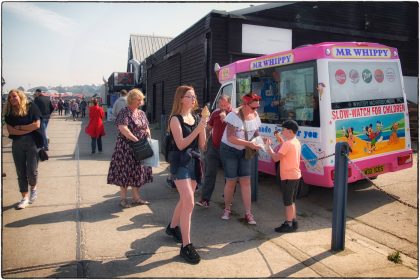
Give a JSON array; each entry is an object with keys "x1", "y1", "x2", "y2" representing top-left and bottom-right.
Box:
[{"x1": 142, "y1": 2, "x2": 418, "y2": 123}]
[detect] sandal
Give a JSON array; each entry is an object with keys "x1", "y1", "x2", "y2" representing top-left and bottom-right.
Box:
[
  {"x1": 120, "y1": 199, "x2": 131, "y2": 208},
  {"x1": 132, "y1": 198, "x2": 150, "y2": 206}
]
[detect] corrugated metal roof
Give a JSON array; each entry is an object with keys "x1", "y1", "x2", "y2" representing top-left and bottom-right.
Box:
[{"x1": 129, "y1": 34, "x2": 173, "y2": 62}]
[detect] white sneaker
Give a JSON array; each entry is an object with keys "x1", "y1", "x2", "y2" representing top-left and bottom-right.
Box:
[
  {"x1": 245, "y1": 213, "x2": 257, "y2": 225},
  {"x1": 17, "y1": 198, "x2": 29, "y2": 209},
  {"x1": 221, "y1": 209, "x2": 231, "y2": 220},
  {"x1": 29, "y1": 189, "x2": 38, "y2": 203}
]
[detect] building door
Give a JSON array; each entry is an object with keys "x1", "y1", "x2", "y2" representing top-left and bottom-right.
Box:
[
  {"x1": 152, "y1": 82, "x2": 164, "y2": 123},
  {"x1": 161, "y1": 81, "x2": 165, "y2": 115}
]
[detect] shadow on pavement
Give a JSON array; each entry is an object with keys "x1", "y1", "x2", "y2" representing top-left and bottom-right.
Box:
[{"x1": 271, "y1": 250, "x2": 333, "y2": 277}]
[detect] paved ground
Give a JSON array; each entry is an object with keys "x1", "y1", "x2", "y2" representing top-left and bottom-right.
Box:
[{"x1": 1, "y1": 113, "x2": 418, "y2": 278}]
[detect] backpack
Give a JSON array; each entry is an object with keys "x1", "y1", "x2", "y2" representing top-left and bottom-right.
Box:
[
  {"x1": 163, "y1": 131, "x2": 174, "y2": 162},
  {"x1": 163, "y1": 114, "x2": 199, "y2": 162}
]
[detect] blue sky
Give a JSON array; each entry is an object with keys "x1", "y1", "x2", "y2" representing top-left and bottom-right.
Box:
[{"x1": 2, "y1": 2, "x2": 261, "y2": 91}]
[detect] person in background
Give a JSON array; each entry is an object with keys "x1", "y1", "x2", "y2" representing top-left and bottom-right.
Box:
[
  {"x1": 57, "y1": 99, "x2": 64, "y2": 116},
  {"x1": 3, "y1": 89, "x2": 42, "y2": 209},
  {"x1": 265, "y1": 120, "x2": 301, "y2": 233},
  {"x1": 196, "y1": 95, "x2": 232, "y2": 208},
  {"x1": 107, "y1": 89, "x2": 152, "y2": 208},
  {"x1": 70, "y1": 100, "x2": 79, "y2": 121},
  {"x1": 166, "y1": 85, "x2": 207, "y2": 264},
  {"x1": 85, "y1": 98, "x2": 105, "y2": 154},
  {"x1": 34, "y1": 89, "x2": 54, "y2": 151},
  {"x1": 80, "y1": 97, "x2": 88, "y2": 118},
  {"x1": 75, "y1": 99, "x2": 81, "y2": 118},
  {"x1": 63, "y1": 99, "x2": 70, "y2": 116},
  {"x1": 220, "y1": 92, "x2": 262, "y2": 225},
  {"x1": 112, "y1": 89, "x2": 128, "y2": 120}
]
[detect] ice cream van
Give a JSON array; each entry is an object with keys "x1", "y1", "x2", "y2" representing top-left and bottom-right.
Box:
[{"x1": 212, "y1": 42, "x2": 413, "y2": 187}]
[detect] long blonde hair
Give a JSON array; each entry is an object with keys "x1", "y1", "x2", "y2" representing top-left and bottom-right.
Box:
[
  {"x1": 3, "y1": 89, "x2": 29, "y2": 117},
  {"x1": 167, "y1": 85, "x2": 198, "y2": 131}
]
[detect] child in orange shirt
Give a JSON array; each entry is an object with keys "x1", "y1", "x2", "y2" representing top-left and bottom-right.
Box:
[{"x1": 265, "y1": 120, "x2": 301, "y2": 233}]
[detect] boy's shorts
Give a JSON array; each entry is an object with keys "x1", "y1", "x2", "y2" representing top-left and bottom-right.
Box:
[{"x1": 281, "y1": 179, "x2": 301, "y2": 206}]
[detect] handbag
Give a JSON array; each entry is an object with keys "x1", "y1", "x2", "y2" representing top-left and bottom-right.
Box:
[
  {"x1": 130, "y1": 137, "x2": 154, "y2": 162},
  {"x1": 38, "y1": 148, "x2": 49, "y2": 161},
  {"x1": 239, "y1": 109, "x2": 257, "y2": 160},
  {"x1": 245, "y1": 146, "x2": 257, "y2": 160}
]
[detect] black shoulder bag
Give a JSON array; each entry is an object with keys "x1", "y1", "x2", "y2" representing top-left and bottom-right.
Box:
[
  {"x1": 128, "y1": 123, "x2": 153, "y2": 162},
  {"x1": 130, "y1": 138, "x2": 153, "y2": 161}
]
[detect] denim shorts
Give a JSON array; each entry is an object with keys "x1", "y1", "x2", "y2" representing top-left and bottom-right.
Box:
[
  {"x1": 175, "y1": 160, "x2": 196, "y2": 181},
  {"x1": 169, "y1": 151, "x2": 196, "y2": 181},
  {"x1": 220, "y1": 142, "x2": 251, "y2": 180}
]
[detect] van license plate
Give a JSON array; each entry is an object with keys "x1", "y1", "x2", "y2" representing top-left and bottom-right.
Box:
[{"x1": 363, "y1": 165, "x2": 384, "y2": 175}]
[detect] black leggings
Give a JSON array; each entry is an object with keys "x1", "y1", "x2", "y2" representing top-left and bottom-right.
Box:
[{"x1": 12, "y1": 135, "x2": 39, "y2": 193}]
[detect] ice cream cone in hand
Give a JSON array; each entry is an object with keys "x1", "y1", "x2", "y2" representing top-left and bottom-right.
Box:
[{"x1": 201, "y1": 105, "x2": 210, "y2": 118}]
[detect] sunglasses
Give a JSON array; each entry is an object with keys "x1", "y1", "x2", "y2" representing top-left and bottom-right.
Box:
[{"x1": 250, "y1": 106, "x2": 259, "y2": 110}]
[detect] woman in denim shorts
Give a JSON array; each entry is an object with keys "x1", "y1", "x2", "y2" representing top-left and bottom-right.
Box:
[
  {"x1": 220, "y1": 92, "x2": 262, "y2": 225},
  {"x1": 166, "y1": 85, "x2": 207, "y2": 264}
]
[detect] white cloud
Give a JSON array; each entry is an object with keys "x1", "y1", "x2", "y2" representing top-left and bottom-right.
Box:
[{"x1": 4, "y1": 2, "x2": 76, "y2": 35}]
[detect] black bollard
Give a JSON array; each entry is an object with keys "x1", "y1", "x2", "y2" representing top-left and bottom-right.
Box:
[
  {"x1": 331, "y1": 142, "x2": 349, "y2": 251},
  {"x1": 250, "y1": 153, "x2": 259, "y2": 201}
]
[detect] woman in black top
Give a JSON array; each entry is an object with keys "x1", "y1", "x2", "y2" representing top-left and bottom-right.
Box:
[
  {"x1": 4, "y1": 89, "x2": 42, "y2": 209},
  {"x1": 165, "y1": 85, "x2": 207, "y2": 264}
]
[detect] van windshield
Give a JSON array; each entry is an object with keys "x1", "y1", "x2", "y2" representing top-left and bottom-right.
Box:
[
  {"x1": 236, "y1": 61, "x2": 319, "y2": 127},
  {"x1": 329, "y1": 61, "x2": 404, "y2": 109}
]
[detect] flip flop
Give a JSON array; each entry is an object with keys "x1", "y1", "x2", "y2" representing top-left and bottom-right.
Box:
[{"x1": 120, "y1": 199, "x2": 131, "y2": 208}]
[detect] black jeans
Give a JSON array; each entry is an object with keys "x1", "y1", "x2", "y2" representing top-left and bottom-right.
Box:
[
  {"x1": 201, "y1": 140, "x2": 222, "y2": 201},
  {"x1": 12, "y1": 135, "x2": 39, "y2": 193},
  {"x1": 91, "y1": 137, "x2": 102, "y2": 153}
]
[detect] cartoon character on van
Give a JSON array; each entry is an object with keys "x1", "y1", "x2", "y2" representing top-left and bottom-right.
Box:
[
  {"x1": 388, "y1": 122, "x2": 400, "y2": 144},
  {"x1": 375, "y1": 120, "x2": 384, "y2": 142},
  {"x1": 343, "y1": 127, "x2": 356, "y2": 153},
  {"x1": 364, "y1": 121, "x2": 383, "y2": 153}
]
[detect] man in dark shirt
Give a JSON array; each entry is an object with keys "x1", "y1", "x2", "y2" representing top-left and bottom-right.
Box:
[
  {"x1": 196, "y1": 95, "x2": 232, "y2": 208},
  {"x1": 79, "y1": 97, "x2": 88, "y2": 118},
  {"x1": 34, "y1": 89, "x2": 54, "y2": 150}
]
